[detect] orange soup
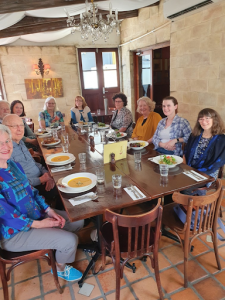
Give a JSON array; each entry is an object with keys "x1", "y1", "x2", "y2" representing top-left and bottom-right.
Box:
[
  {"x1": 51, "y1": 155, "x2": 70, "y2": 162},
  {"x1": 68, "y1": 177, "x2": 92, "y2": 188}
]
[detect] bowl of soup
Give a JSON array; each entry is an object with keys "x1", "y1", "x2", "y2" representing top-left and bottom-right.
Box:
[
  {"x1": 62, "y1": 172, "x2": 97, "y2": 193},
  {"x1": 46, "y1": 153, "x2": 75, "y2": 166}
]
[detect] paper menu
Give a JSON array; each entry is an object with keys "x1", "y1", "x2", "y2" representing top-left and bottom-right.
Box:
[{"x1": 103, "y1": 140, "x2": 128, "y2": 164}]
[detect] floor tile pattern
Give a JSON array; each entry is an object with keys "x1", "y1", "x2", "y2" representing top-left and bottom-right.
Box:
[{"x1": 1, "y1": 194, "x2": 225, "y2": 299}]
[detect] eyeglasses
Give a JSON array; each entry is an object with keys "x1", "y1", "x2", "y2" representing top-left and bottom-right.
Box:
[
  {"x1": 115, "y1": 101, "x2": 123, "y2": 103},
  {"x1": 0, "y1": 138, "x2": 12, "y2": 148},
  {"x1": 6, "y1": 124, "x2": 24, "y2": 129},
  {"x1": 198, "y1": 117, "x2": 212, "y2": 122}
]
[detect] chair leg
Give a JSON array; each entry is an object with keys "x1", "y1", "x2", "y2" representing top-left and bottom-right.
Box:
[
  {"x1": 49, "y1": 251, "x2": 63, "y2": 294},
  {"x1": 152, "y1": 252, "x2": 164, "y2": 300},
  {"x1": 0, "y1": 261, "x2": 9, "y2": 300},
  {"x1": 212, "y1": 231, "x2": 221, "y2": 270},
  {"x1": 114, "y1": 257, "x2": 121, "y2": 300},
  {"x1": 101, "y1": 239, "x2": 106, "y2": 271},
  {"x1": 183, "y1": 242, "x2": 189, "y2": 288}
]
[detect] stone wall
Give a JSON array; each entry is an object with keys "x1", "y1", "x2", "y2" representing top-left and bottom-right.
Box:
[
  {"x1": 120, "y1": 0, "x2": 225, "y2": 126},
  {"x1": 0, "y1": 46, "x2": 80, "y2": 128}
]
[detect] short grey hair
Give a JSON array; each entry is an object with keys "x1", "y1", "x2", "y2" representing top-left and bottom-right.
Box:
[
  {"x1": 0, "y1": 100, "x2": 10, "y2": 108},
  {"x1": 43, "y1": 97, "x2": 59, "y2": 112},
  {"x1": 0, "y1": 124, "x2": 12, "y2": 139},
  {"x1": 136, "y1": 97, "x2": 156, "y2": 113}
]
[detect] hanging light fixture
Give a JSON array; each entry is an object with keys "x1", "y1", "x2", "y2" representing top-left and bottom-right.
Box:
[{"x1": 65, "y1": 0, "x2": 120, "y2": 43}]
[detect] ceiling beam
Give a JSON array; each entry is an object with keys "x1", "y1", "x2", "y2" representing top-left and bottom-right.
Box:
[
  {"x1": 0, "y1": 0, "x2": 107, "y2": 14},
  {"x1": 0, "y1": 10, "x2": 139, "y2": 38}
]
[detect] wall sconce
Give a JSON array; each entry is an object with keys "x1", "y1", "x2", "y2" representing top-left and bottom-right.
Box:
[{"x1": 33, "y1": 58, "x2": 50, "y2": 77}]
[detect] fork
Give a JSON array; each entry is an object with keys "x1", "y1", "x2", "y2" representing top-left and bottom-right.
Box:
[
  {"x1": 127, "y1": 186, "x2": 138, "y2": 199},
  {"x1": 183, "y1": 169, "x2": 202, "y2": 180}
]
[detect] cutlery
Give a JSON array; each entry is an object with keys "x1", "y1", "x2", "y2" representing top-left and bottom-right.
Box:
[
  {"x1": 191, "y1": 170, "x2": 206, "y2": 180},
  {"x1": 47, "y1": 145, "x2": 62, "y2": 149},
  {"x1": 131, "y1": 185, "x2": 143, "y2": 198},
  {"x1": 127, "y1": 186, "x2": 138, "y2": 199},
  {"x1": 184, "y1": 170, "x2": 202, "y2": 181},
  {"x1": 52, "y1": 164, "x2": 73, "y2": 172},
  {"x1": 74, "y1": 193, "x2": 104, "y2": 200}
]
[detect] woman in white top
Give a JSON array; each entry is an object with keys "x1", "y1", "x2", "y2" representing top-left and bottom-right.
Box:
[
  {"x1": 71, "y1": 95, "x2": 93, "y2": 124},
  {"x1": 152, "y1": 96, "x2": 192, "y2": 156}
]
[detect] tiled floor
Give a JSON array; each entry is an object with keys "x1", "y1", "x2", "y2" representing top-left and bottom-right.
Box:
[{"x1": 1, "y1": 201, "x2": 225, "y2": 299}]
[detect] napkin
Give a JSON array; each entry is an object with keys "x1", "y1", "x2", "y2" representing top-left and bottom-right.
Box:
[
  {"x1": 183, "y1": 170, "x2": 207, "y2": 182},
  {"x1": 51, "y1": 166, "x2": 73, "y2": 173},
  {"x1": 69, "y1": 192, "x2": 95, "y2": 206},
  {"x1": 124, "y1": 186, "x2": 146, "y2": 201}
]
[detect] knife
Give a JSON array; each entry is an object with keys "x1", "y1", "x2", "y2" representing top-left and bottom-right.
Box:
[{"x1": 131, "y1": 185, "x2": 143, "y2": 198}]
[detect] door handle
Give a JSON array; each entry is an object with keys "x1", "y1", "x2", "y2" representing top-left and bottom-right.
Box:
[{"x1": 103, "y1": 87, "x2": 108, "y2": 94}]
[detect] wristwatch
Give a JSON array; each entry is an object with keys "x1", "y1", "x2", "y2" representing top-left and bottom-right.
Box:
[{"x1": 177, "y1": 138, "x2": 180, "y2": 143}]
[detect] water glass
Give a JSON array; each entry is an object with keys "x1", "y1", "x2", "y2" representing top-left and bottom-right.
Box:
[
  {"x1": 100, "y1": 130, "x2": 106, "y2": 142},
  {"x1": 97, "y1": 109, "x2": 101, "y2": 115},
  {"x1": 61, "y1": 124, "x2": 66, "y2": 131},
  {"x1": 78, "y1": 153, "x2": 86, "y2": 164},
  {"x1": 112, "y1": 174, "x2": 122, "y2": 189},
  {"x1": 160, "y1": 176, "x2": 168, "y2": 187},
  {"x1": 51, "y1": 128, "x2": 58, "y2": 139},
  {"x1": 135, "y1": 162, "x2": 142, "y2": 171},
  {"x1": 62, "y1": 143, "x2": 69, "y2": 153},
  {"x1": 159, "y1": 164, "x2": 169, "y2": 177},
  {"x1": 96, "y1": 169, "x2": 105, "y2": 185},
  {"x1": 61, "y1": 133, "x2": 69, "y2": 143},
  {"x1": 134, "y1": 151, "x2": 141, "y2": 163}
]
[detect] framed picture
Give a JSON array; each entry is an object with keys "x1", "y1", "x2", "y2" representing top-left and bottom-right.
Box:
[{"x1": 24, "y1": 78, "x2": 63, "y2": 99}]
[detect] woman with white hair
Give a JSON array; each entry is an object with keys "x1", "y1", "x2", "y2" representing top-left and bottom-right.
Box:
[
  {"x1": 131, "y1": 97, "x2": 162, "y2": 143},
  {"x1": 38, "y1": 97, "x2": 64, "y2": 129}
]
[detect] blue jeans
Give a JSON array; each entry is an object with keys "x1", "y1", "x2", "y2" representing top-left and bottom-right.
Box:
[{"x1": 156, "y1": 147, "x2": 174, "y2": 155}]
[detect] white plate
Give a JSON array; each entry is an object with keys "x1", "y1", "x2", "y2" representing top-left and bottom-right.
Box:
[
  {"x1": 62, "y1": 172, "x2": 97, "y2": 193},
  {"x1": 41, "y1": 139, "x2": 61, "y2": 146},
  {"x1": 151, "y1": 155, "x2": 183, "y2": 168},
  {"x1": 106, "y1": 132, "x2": 127, "y2": 139},
  {"x1": 46, "y1": 153, "x2": 75, "y2": 166},
  {"x1": 128, "y1": 140, "x2": 149, "y2": 150},
  {"x1": 46, "y1": 125, "x2": 62, "y2": 132},
  {"x1": 35, "y1": 131, "x2": 52, "y2": 137},
  {"x1": 97, "y1": 124, "x2": 110, "y2": 130}
]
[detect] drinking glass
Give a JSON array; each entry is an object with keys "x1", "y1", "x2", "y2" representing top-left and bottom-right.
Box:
[
  {"x1": 100, "y1": 130, "x2": 106, "y2": 142},
  {"x1": 61, "y1": 133, "x2": 69, "y2": 144},
  {"x1": 112, "y1": 174, "x2": 122, "y2": 189},
  {"x1": 62, "y1": 143, "x2": 69, "y2": 153},
  {"x1": 96, "y1": 169, "x2": 105, "y2": 185},
  {"x1": 97, "y1": 109, "x2": 101, "y2": 115},
  {"x1": 51, "y1": 128, "x2": 58, "y2": 139},
  {"x1": 61, "y1": 124, "x2": 66, "y2": 131},
  {"x1": 159, "y1": 164, "x2": 169, "y2": 177},
  {"x1": 134, "y1": 151, "x2": 141, "y2": 163},
  {"x1": 78, "y1": 153, "x2": 86, "y2": 164}
]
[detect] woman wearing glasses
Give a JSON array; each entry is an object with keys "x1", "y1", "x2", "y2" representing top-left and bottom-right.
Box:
[
  {"x1": 184, "y1": 108, "x2": 225, "y2": 193},
  {"x1": 71, "y1": 95, "x2": 93, "y2": 124},
  {"x1": 39, "y1": 97, "x2": 64, "y2": 129},
  {"x1": 110, "y1": 93, "x2": 133, "y2": 137}
]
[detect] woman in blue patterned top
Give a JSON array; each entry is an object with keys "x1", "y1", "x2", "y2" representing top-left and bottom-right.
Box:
[
  {"x1": 0, "y1": 125, "x2": 84, "y2": 282},
  {"x1": 152, "y1": 96, "x2": 192, "y2": 156},
  {"x1": 38, "y1": 97, "x2": 64, "y2": 129},
  {"x1": 71, "y1": 95, "x2": 93, "y2": 124},
  {"x1": 184, "y1": 108, "x2": 225, "y2": 191}
]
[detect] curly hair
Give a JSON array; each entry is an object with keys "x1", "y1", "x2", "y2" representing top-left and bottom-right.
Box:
[
  {"x1": 75, "y1": 95, "x2": 87, "y2": 109},
  {"x1": 192, "y1": 108, "x2": 225, "y2": 136},
  {"x1": 10, "y1": 100, "x2": 26, "y2": 117},
  {"x1": 136, "y1": 97, "x2": 155, "y2": 113},
  {"x1": 112, "y1": 93, "x2": 127, "y2": 107}
]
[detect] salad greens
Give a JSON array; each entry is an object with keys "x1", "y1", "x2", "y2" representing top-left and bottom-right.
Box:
[{"x1": 159, "y1": 155, "x2": 176, "y2": 165}]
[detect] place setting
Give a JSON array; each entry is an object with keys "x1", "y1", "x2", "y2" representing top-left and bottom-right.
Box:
[{"x1": 46, "y1": 152, "x2": 75, "y2": 173}]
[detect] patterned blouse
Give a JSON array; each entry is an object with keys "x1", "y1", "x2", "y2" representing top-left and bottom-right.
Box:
[
  {"x1": 38, "y1": 110, "x2": 64, "y2": 127},
  {"x1": 0, "y1": 160, "x2": 48, "y2": 241},
  {"x1": 110, "y1": 107, "x2": 133, "y2": 137},
  {"x1": 192, "y1": 136, "x2": 219, "y2": 181}
]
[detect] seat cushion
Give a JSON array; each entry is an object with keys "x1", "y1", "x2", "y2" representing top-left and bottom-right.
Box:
[{"x1": 101, "y1": 222, "x2": 155, "y2": 253}]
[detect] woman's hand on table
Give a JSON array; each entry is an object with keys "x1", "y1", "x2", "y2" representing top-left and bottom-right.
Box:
[
  {"x1": 163, "y1": 139, "x2": 177, "y2": 151},
  {"x1": 31, "y1": 218, "x2": 62, "y2": 229}
]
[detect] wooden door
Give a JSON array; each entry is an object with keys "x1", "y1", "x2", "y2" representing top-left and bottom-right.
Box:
[{"x1": 78, "y1": 48, "x2": 120, "y2": 111}]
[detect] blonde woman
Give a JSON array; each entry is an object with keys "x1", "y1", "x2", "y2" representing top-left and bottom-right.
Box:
[
  {"x1": 71, "y1": 95, "x2": 93, "y2": 124},
  {"x1": 132, "y1": 97, "x2": 162, "y2": 143},
  {"x1": 38, "y1": 97, "x2": 64, "y2": 129}
]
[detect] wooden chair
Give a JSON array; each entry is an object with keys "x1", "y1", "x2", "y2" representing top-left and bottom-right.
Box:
[
  {"x1": 100, "y1": 199, "x2": 164, "y2": 300},
  {"x1": 162, "y1": 179, "x2": 224, "y2": 288},
  {"x1": 0, "y1": 248, "x2": 62, "y2": 300}
]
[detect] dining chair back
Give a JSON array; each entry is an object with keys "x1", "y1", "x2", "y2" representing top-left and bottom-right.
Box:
[
  {"x1": 0, "y1": 248, "x2": 62, "y2": 300},
  {"x1": 162, "y1": 179, "x2": 224, "y2": 288},
  {"x1": 100, "y1": 199, "x2": 163, "y2": 300}
]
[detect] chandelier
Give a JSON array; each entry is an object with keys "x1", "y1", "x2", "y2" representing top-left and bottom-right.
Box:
[{"x1": 65, "y1": 0, "x2": 120, "y2": 43}]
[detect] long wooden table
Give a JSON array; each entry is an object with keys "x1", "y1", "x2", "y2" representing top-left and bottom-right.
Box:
[{"x1": 38, "y1": 125, "x2": 213, "y2": 222}]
